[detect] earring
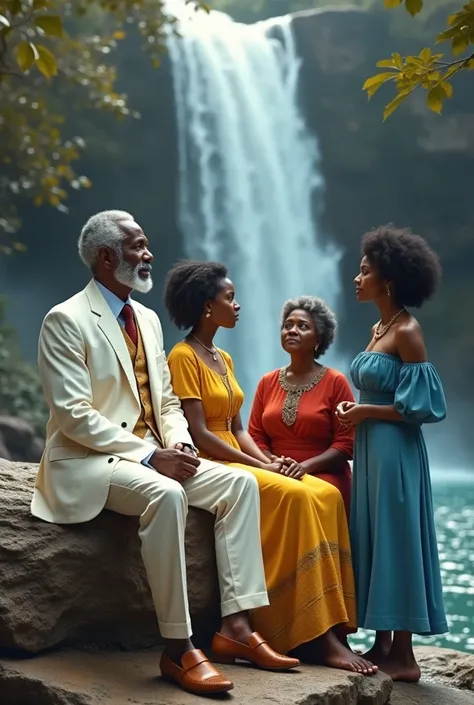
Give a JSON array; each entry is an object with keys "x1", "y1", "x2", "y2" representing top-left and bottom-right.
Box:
[
  {"x1": 314, "y1": 345, "x2": 319, "y2": 353},
  {"x1": 205, "y1": 309, "x2": 211, "y2": 319},
  {"x1": 386, "y1": 285, "x2": 391, "y2": 297}
]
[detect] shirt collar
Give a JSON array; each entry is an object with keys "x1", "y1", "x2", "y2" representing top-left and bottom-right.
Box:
[{"x1": 95, "y1": 280, "x2": 132, "y2": 320}]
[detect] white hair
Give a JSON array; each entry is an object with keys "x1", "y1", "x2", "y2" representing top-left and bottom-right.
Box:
[{"x1": 78, "y1": 210, "x2": 132, "y2": 269}]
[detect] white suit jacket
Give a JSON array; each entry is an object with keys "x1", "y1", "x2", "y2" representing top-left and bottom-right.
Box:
[{"x1": 31, "y1": 279, "x2": 193, "y2": 524}]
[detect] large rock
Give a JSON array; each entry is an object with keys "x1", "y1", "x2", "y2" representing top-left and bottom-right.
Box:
[
  {"x1": 0, "y1": 459, "x2": 220, "y2": 654},
  {"x1": 0, "y1": 649, "x2": 393, "y2": 705},
  {"x1": 391, "y1": 681, "x2": 474, "y2": 705},
  {"x1": 415, "y1": 646, "x2": 474, "y2": 691},
  {"x1": 0, "y1": 416, "x2": 44, "y2": 463}
]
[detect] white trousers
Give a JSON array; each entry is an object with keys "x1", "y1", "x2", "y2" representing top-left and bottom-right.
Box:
[{"x1": 105, "y1": 456, "x2": 269, "y2": 639}]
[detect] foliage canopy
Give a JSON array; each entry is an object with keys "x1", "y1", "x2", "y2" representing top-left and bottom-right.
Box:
[
  {"x1": 0, "y1": 0, "x2": 208, "y2": 252},
  {"x1": 365, "y1": 0, "x2": 474, "y2": 119}
]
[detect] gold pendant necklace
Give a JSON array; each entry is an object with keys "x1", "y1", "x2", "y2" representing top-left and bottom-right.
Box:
[
  {"x1": 189, "y1": 334, "x2": 218, "y2": 361},
  {"x1": 373, "y1": 308, "x2": 406, "y2": 341}
]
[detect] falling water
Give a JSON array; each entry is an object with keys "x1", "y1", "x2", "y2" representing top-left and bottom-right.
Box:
[{"x1": 167, "y1": 6, "x2": 345, "y2": 418}]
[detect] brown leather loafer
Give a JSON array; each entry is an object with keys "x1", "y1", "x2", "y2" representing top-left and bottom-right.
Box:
[
  {"x1": 212, "y1": 631, "x2": 300, "y2": 671},
  {"x1": 160, "y1": 649, "x2": 234, "y2": 695}
]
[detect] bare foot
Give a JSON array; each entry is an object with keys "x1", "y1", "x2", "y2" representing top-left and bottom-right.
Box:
[
  {"x1": 321, "y1": 631, "x2": 378, "y2": 675},
  {"x1": 381, "y1": 658, "x2": 421, "y2": 683},
  {"x1": 363, "y1": 645, "x2": 391, "y2": 665},
  {"x1": 364, "y1": 632, "x2": 393, "y2": 665}
]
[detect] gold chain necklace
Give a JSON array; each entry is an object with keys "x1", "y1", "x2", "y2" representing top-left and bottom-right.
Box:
[
  {"x1": 374, "y1": 308, "x2": 406, "y2": 341},
  {"x1": 189, "y1": 334, "x2": 218, "y2": 361},
  {"x1": 278, "y1": 365, "x2": 327, "y2": 427}
]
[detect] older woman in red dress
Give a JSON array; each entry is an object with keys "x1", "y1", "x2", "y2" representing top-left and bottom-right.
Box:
[{"x1": 249, "y1": 296, "x2": 354, "y2": 516}]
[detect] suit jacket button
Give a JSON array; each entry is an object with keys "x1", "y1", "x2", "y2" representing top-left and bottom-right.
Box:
[
  {"x1": 108, "y1": 458, "x2": 114, "y2": 463},
  {"x1": 121, "y1": 422, "x2": 127, "y2": 428}
]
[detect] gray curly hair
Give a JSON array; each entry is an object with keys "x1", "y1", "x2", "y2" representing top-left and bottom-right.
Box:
[
  {"x1": 78, "y1": 210, "x2": 132, "y2": 270},
  {"x1": 281, "y1": 295, "x2": 337, "y2": 359}
]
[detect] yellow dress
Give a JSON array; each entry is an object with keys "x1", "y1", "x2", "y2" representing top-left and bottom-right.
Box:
[{"x1": 168, "y1": 342, "x2": 357, "y2": 654}]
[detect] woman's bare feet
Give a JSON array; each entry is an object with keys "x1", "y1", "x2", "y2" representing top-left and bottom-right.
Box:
[
  {"x1": 364, "y1": 631, "x2": 392, "y2": 665},
  {"x1": 381, "y1": 657, "x2": 421, "y2": 683},
  {"x1": 320, "y1": 630, "x2": 378, "y2": 675},
  {"x1": 380, "y1": 631, "x2": 420, "y2": 682}
]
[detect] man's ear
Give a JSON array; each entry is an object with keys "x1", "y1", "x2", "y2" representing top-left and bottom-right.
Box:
[{"x1": 98, "y1": 246, "x2": 118, "y2": 272}]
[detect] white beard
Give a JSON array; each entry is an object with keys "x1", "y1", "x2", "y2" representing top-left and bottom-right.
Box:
[{"x1": 115, "y1": 259, "x2": 153, "y2": 294}]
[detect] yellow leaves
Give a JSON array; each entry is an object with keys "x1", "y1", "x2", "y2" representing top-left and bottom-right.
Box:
[
  {"x1": 33, "y1": 0, "x2": 54, "y2": 9},
  {"x1": 426, "y1": 85, "x2": 447, "y2": 114},
  {"x1": 34, "y1": 14, "x2": 63, "y2": 37},
  {"x1": 15, "y1": 41, "x2": 38, "y2": 72},
  {"x1": 365, "y1": 44, "x2": 458, "y2": 120},
  {"x1": 441, "y1": 80, "x2": 454, "y2": 98},
  {"x1": 383, "y1": 92, "x2": 410, "y2": 121},
  {"x1": 113, "y1": 30, "x2": 126, "y2": 40},
  {"x1": 405, "y1": 0, "x2": 423, "y2": 17},
  {"x1": 36, "y1": 44, "x2": 57, "y2": 78},
  {"x1": 363, "y1": 71, "x2": 398, "y2": 99},
  {"x1": 436, "y1": 2, "x2": 474, "y2": 57},
  {"x1": 383, "y1": 0, "x2": 423, "y2": 14},
  {"x1": 452, "y1": 31, "x2": 471, "y2": 56}
]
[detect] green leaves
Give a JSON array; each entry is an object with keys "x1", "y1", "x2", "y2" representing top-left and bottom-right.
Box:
[
  {"x1": 0, "y1": 0, "x2": 212, "y2": 249},
  {"x1": 368, "y1": 0, "x2": 474, "y2": 119}
]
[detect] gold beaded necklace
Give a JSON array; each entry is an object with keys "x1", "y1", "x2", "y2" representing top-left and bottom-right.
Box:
[{"x1": 373, "y1": 308, "x2": 406, "y2": 341}]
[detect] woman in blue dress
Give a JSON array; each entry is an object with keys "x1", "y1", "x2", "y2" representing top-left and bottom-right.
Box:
[{"x1": 336, "y1": 225, "x2": 447, "y2": 682}]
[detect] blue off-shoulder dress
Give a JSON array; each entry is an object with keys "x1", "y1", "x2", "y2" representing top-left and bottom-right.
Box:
[{"x1": 350, "y1": 352, "x2": 448, "y2": 635}]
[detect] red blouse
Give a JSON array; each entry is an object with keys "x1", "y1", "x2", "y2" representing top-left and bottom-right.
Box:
[{"x1": 248, "y1": 367, "x2": 355, "y2": 516}]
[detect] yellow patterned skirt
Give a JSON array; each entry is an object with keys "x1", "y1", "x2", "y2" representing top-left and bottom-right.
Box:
[{"x1": 201, "y1": 439, "x2": 357, "y2": 654}]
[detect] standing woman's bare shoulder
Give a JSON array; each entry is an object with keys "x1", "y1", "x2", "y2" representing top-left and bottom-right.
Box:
[{"x1": 395, "y1": 317, "x2": 427, "y2": 363}]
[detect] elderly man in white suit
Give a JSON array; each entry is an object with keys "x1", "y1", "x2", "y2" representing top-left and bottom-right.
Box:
[{"x1": 31, "y1": 210, "x2": 298, "y2": 696}]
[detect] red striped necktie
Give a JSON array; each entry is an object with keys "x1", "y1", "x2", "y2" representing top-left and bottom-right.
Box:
[{"x1": 121, "y1": 303, "x2": 138, "y2": 346}]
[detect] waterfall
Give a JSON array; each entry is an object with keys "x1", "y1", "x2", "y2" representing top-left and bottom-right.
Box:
[{"x1": 167, "y1": 6, "x2": 345, "y2": 419}]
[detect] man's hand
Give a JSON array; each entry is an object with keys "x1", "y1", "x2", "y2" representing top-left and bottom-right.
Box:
[
  {"x1": 174, "y1": 442, "x2": 198, "y2": 458},
  {"x1": 149, "y1": 447, "x2": 200, "y2": 483}
]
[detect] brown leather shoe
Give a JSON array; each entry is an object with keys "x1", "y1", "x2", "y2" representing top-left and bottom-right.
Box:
[
  {"x1": 212, "y1": 631, "x2": 300, "y2": 671},
  {"x1": 160, "y1": 649, "x2": 234, "y2": 695}
]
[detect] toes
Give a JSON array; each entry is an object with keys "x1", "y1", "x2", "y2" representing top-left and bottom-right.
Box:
[{"x1": 355, "y1": 658, "x2": 375, "y2": 674}]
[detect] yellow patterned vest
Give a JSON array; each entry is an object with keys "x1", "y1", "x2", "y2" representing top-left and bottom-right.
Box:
[{"x1": 121, "y1": 324, "x2": 160, "y2": 441}]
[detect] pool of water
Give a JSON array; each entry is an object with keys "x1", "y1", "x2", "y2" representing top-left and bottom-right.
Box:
[{"x1": 349, "y1": 476, "x2": 474, "y2": 654}]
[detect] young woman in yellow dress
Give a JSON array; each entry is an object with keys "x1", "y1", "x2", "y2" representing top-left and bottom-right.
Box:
[{"x1": 163, "y1": 260, "x2": 376, "y2": 675}]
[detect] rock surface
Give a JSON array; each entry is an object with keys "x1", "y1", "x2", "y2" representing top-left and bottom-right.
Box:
[
  {"x1": 0, "y1": 416, "x2": 44, "y2": 463},
  {"x1": 415, "y1": 646, "x2": 474, "y2": 691},
  {"x1": 0, "y1": 649, "x2": 393, "y2": 705},
  {"x1": 391, "y1": 681, "x2": 474, "y2": 704},
  {"x1": 0, "y1": 459, "x2": 220, "y2": 654}
]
